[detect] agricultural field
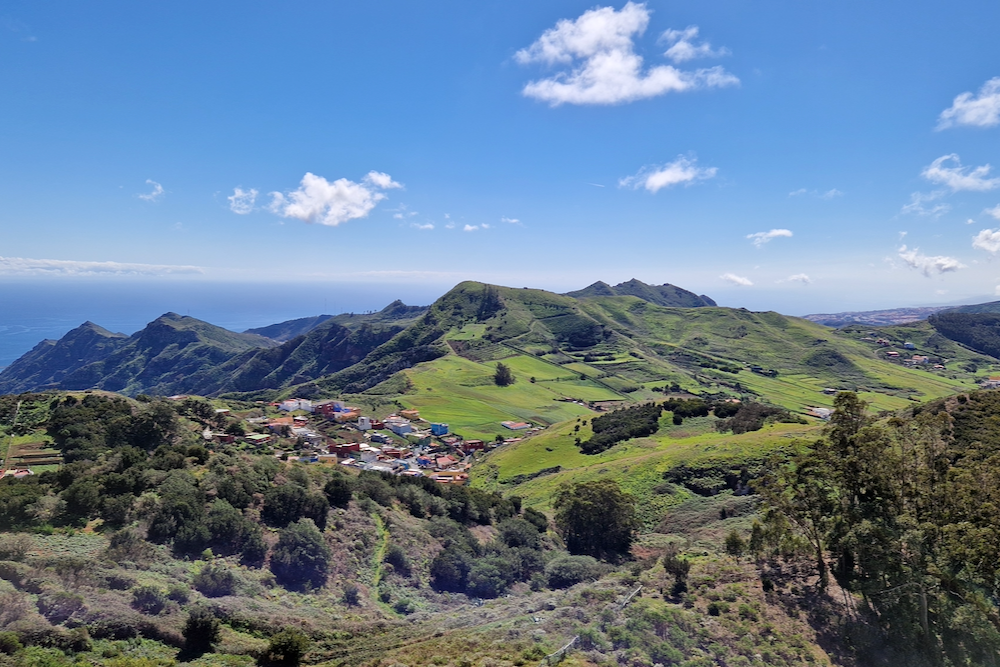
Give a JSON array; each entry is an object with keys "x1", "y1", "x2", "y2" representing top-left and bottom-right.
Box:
[
  {"x1": 473, "y1": 409, "x2": 820, "y2": 527},
  {"x1": 396, "y1": 354, "x2": 619, "y2": 440}
]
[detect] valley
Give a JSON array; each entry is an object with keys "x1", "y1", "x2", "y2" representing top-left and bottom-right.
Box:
[{"x1": 3, "y1": 278, "x2": 1000, "y2": 666}]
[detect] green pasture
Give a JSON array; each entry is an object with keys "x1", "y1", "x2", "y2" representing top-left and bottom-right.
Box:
[
  {"x1": 473, "y1": 417, "x2": 819, "y2": 526},
  {"x1": 397, "y1": 354, "x2": 618, "y2": 440}
]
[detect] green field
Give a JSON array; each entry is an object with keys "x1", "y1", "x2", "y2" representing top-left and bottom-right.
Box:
[
  {"x1": 473, "y1": 414, "x2": 820, "y2": 526},
  {"x1": 397, "y1": 354, "x2": 620, "y2": 440}
]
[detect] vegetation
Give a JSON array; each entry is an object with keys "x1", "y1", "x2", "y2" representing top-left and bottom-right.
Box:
[
  {"x1": 553, "y1": 479, "x2": 638, "y2": 561},
  {"x1": 492, "y1": 361, "x2": 514, "y2": 387},
  {"x1": 760, "y1": 390, "x2": 1000, "y2": 664}
]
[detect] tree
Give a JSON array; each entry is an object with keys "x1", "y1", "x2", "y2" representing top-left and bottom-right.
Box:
[
  {"x1": 493, "y1": 362, "x2": 515, "y2": 387},
  {"x1": 270, "y1": 519, "x2": 332, "y2": 591},
  {"x1": 553, "y1": 480, "x2": 638, "y2": 562},
  {"x1": 724, "y1": 530, "x2": 746, "y2": 561}
]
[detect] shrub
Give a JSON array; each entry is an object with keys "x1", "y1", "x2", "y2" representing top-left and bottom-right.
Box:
[
  {"x1": 193, "y1": 562, "x2": 238, "y2": 597},
  {"x1": 270, "y1": 519, "x2": 331, "y2": 591},
  {"x1": 323, "y1": 475, "x2": 353, "y2": 508},
  {"x1": 0, "y1": 534, "x2": 33, "y2": 561},
  {"x1": 545, "y1": 554, "x2": 601, "y2": 589},
  {"x1": 166, "y1": 585, "x2": 190, "y2": 603},
  {"x1": 131, "y1": 585, "x2": 167, "y2": 615},
  {"x1": 36, "y1": 591, "x2": 86, "y2": 624},
  {"x1": 342, "y1": 583, "x2": 361, "y2": 606},
  {"x1": 267, "y1": 628, "x2": 312, "y2": 666},
  {"x1": 0, "y1": 631, "x2": 22, "y2": 655},
  {"x1": 384, "y1": 544, "x2": 411, "y2": 576},
  {"x1": 183, "y1": 607, "x2": 221, "y2": 653}
]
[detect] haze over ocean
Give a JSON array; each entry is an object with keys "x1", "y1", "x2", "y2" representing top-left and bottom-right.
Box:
[{"x1": 0, "y1": 279, "x2": 447, "y2": 368}]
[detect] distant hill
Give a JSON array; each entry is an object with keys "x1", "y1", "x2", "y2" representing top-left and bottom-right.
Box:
[
  {"x1": 942, "y1": 300, "x2": 1000, "y2": 315},
  {"x1": 803, "y1": 306, "x2": 952, "y2": 327},
  {"x1": 244, "y1": 301, "x2": 428, "y2": 342},
  {"x1": 565, "y1": 278, "x2": 716, "y2": 308},
  {"x1": 0, "y1": 322, "x2": 128, "y2": 394},
  {"x1": 0, "y1": 313, "x2": 278, "y2": 397},
  {"x1": 244, "y1": 314, "x2": 334, "y2": 342}
]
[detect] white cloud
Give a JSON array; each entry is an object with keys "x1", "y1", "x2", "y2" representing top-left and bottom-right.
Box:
[
  {"x1": 660, "y1": 26, "x2": 729, "y2": 63},
  {"x1": 138, "y1": 179, "x2": 164, "y2": 202},
  {"x1": 937, "y1": 77, "x2": 1000, "y2": 129},
  {"x1": 784, "y1": 273, "x2": 811, "y2": 284},
  {"x1": 897, "y1": 245, "x2": 965, "y2": 276},
  {"x1": 720, "y1": 272, "x2": 753, "y2": 286},
  {"x1": 973, "y1": 229, "x2": 1000, "y2": 254},
  {"x1": 788, "y1": 187, "x2": 841, "y2": 199},
  {"x1": 901, "y1": 191, "x2": 950, "y2": 217},
  {"x1": 228, "y1": 187, "x2": 258, "y2": 214},
  {"x1": 481, "y1": 223, "x2": 491, "y2": 229},
  {"x1": 619, "y1": 155, "x2": 717, "y2": 192},
  {"x1": 746, "y1": 228, "x2": 792, "y2": 247},
  {"x1": 922, "y1": 154, "x2": 1000, "y2": 192},
  {"x1": 986, "y1": 204, "x2": 1000, "y2": 220},
  {"x1": 0, "y1": 256, "x2": 203, "y2": 276},
  {"x1": 463, "y1": 224, "x2": 479, "y2": 232},
  {"x1": 411, "y1": 222, "x2": 434, "y2": 231},
  {"x1": 501, "y1": 216, "x2": 522, "y2": 225},
  {"x1": 515, "y1": 2, "x2": 738, "y2": 106},
  {"x1": 268, "y1": 171, "x2": 401, "y2": 227}
]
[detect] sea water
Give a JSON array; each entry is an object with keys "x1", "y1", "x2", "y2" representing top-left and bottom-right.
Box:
[{"x1": 0, "y1": 279, "x2": 446, "y2": 369}]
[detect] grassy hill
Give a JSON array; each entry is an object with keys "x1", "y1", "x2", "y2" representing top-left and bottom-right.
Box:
[{"x1": 311, "y1": 283, "x2": 997, "y2": 447}]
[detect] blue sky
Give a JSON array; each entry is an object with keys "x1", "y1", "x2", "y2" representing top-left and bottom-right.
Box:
[{"x1": 2, "y1": 0, "x2": 1000, "y2": 315}]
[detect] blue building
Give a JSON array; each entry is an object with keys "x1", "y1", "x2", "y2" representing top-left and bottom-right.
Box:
[{"x1": 431, "y1": 423, "x2": 450, "y2": 436}]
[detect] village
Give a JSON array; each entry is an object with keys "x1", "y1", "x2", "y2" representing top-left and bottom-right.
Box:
[{"x1": 200, "y1": 397, "x2": 544, "y2": 486}]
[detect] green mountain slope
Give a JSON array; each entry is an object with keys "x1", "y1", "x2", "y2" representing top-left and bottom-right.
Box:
[
  {"x1": 0, "y1": 322, "x2": 128, "y2": 394},
  {"x1": 285, "y1": 282, "x2": 996, "y2": 446},
  {"x1": 202, "y1": 320, "x2": 406, "y2": 395}
]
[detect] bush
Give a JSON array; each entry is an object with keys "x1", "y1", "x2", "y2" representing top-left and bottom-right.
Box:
[
  {"x1": 183, "y1": 607, "x2": 221, "y2": 653},
  {"x1": 193, "y1": 562, "x2": 238, "y2": 597},
  {"x1": 323, "y1": 475, "x2": 353, "y2": 508},
  {"x1": 342, "y1": 583, "x2": 361, "y2": 606},
  {"x1": 270, "y1": 519, "x2": 332, "y2": 591},
  {"x1": 384, "y1": 544, "x2": 411, "y2": 577},
  {"x1": 130, "y1": 585, "x2": 167, "y2": 615},
  {"x1": 36, "y1": 591, "x2": 86, "y2": 624},
  {"x1": 166, "y1": 585, "x2": 190, "y2": 603},
  {"x1": 545, "y1": 554, "x2": 601, "y2": 589},
  {"x1": 0, "y1": 534, "x2": 33, "y2": 561},
  {"x1": 267, "y1": 628, "x2": 312, "y2": 666},
  {"x1": 0, "y1": 631, "x2": 22, "y2": 655}
]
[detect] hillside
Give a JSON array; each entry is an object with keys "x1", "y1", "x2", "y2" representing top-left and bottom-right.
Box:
[
  {"x1": 243, "y1": 300, "x2": 428, "y2": 342},
  {"x1": 3, "y1": 383, "x2": 1000, "y2": 665},
  {"x1": 244, "y1": 314, "x2": 335, "y2": 342},
  {"x1": 53, "y1": 313, "x2": 277, "y2": 396},
  {"x1": 200, "y1": 320, "x2": 407, "y2": 395},
  {"x1": 0, "y1": 322, "x2": 128, "y2": 395},
  {"x1": 305, "y1": 283, "x2": 996, "y2": 445}
]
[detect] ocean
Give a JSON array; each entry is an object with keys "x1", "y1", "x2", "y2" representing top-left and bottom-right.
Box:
[{"x1": 0, "y1": 279, "x2": 447, "y2": 369}]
